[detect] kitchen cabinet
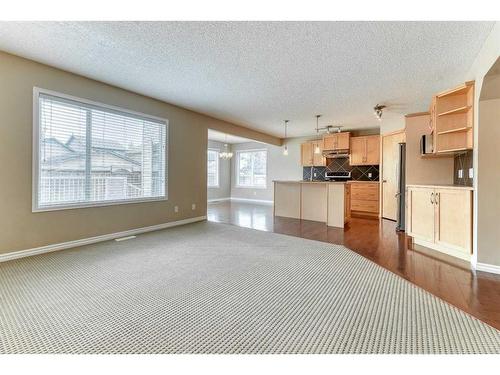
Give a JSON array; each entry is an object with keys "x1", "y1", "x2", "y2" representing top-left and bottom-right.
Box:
[
  {"x1": 349, "y1": 182, "x2": 379, "y2": 218},
  {"x1": 300, "y1": 140, "x2": 326, "y2": 167},
  {"x1": 432, "y1": 81, "x2": 474, "y2": 154},
  {"x1": 407, "y1": 185, "x2": 472, "y2": 260},
  {"x1": 349, "y1": 135, "x2": 380, "y2": 165},
  {"x1": 323, "y1": 132, "x2": 350, "y2": 151},
  {"x1": 301, "y1": 142, "x2": 313, "y2": 166}
]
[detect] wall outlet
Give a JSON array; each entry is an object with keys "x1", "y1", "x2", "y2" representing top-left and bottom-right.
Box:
[
  {"x1": 191, "y1": 203, "x2": 196, "y2": 211},
  {"x1": 253, "y1": 191, "x2": 257, "y2": 196},
  {"x1": 368, "y1": 172, "x2": 372, "y2": 178},
  {"x1": 458, "y1": 169, "x2": 463, "y2": 179},
  {"x1": 469, "y1": 168, "x2": 474, "y2": 179},
  {"x1": 314, "y1": 172, "x2": 317, "y2": 177},
  {"x1": 174, "y1": 206, "x2": 179, "y2": 213}
]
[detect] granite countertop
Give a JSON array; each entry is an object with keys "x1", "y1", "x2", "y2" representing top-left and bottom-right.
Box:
[
  {"x1": 273, "y1": 180, "x2": 379, "y2": 184},
  {"x1": 406, "y1": 184, "x2": 474, "y2": 191},
  {"x1": 273, "y1": 180, "x2": 346, "y2": 184}
]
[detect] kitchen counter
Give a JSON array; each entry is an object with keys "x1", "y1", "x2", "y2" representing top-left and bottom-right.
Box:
[
  {"x1": 406, "y1": 184, "x2": 474, "y2": 191},
  {"x1": 273, "y1": 180, "x2": 348, "y2": 228},
  {"x1": 273, "y1": 180, "x2": 379, "y2": 184},
  {"x1": 273, "y1": 180, "x2": 346, "y2": 184}
]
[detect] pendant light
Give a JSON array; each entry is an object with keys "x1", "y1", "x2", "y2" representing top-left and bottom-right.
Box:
[
  {"x1": 283, "y1": 120, "x2": 289, "y2": 156},
  {"x1": 219, "y1": 134, "x2": 233, "y2": 159},
  {"x1": 314, "y1": 115, "x2": 321, "y2": 154}
]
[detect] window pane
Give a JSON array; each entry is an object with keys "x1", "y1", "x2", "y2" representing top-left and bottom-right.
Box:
[
  {"x1": 237, "y1": 150, "x2": 266, "y2": 188},
  {"x1": 39, "y1": 97, "x2": 88, "y2": 205},
  {"x1": 37, "y1": 92, "x2": 167, "y2": 209},
  {"x1": 207, "y1": 150, "x2": 219, "y2": 187}
]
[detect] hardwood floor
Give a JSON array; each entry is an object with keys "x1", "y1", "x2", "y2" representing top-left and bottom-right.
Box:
[{"x1": 208, "y1": 200, "x2": 500, "y2": 330}]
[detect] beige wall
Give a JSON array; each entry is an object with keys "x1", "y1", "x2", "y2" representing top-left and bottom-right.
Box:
[
  {"x1": 464, "y1": 22, "x2": 500, "y2": 267},
  {"x1": 404, "y1": 114, "x2": 454, "y2": 185},
  {"x1": 476, "y1": 98, "x2": 500, "y2": 265},
  {"x1": 0, "y1": 51, "x2": 279, "y2": 254}
]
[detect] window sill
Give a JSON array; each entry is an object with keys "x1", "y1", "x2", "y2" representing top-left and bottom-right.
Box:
[
  {"x1": 208, "y1": 186, "x2": 220, "y2": 189},
  {"x1": 235, "y1": 185, "x2": 267, "y2": 189},
  {"x1": 33, "y1": 196, "x2": 168, "y2": 213}
]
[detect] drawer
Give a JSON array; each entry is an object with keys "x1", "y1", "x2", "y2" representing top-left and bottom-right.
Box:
[
  {"x1": 350, "y1": 184, "x2": 379, "y2": 201},
  {"x1": 351, "y1": 199, "x2": 379, "y2": 213}
]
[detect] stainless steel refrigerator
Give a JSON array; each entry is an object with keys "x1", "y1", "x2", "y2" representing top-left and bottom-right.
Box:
[{"x1": 396, "y1": 143, "x2": 406, "y2": 232}]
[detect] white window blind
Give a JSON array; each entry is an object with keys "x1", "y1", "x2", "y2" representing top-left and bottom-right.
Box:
[
  {"x1": 236, "y1": 150, "x2": 267, "y2": 188},
  {"x1": 207, "y1": 149, "x2": 219, "y2": 188},
  {"x1": 34, "y1": 89, "x2": 167, "y2": 211}
]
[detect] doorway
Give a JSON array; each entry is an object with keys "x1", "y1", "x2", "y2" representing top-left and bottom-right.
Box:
[{"x1": 381, "y1": 130, "x2": 406, "y2": 221}]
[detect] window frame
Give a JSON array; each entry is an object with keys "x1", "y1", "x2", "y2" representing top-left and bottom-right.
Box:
[
  {"x1": 32, "y1": 87, "x2": 169, "y2": 212},
  {"x1": 207, "y1": 148, "x2": 220, "y2": 188},
  {"x1": 235, "y1": 149, "x2": 268, "y2": 189}
]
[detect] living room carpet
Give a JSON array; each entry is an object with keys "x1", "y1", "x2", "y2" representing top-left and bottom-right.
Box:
[{"x1": 1, "y1": 221, "x2": 499, "y2": 354}]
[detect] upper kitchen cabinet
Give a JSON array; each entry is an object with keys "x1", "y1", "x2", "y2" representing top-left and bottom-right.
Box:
[
  {"x1": 301, "y1": 140, "x2": 326, "y2": 167},
  {"x1": 432, "y1": 81, "x2": 474, "y2": 154},
  {"x1": 323, "y1": 132, "x2": 350, "y2": 151},
  {"x1": 301, "y1": 142, "x2": 313, "y2": 166},
  {"x1": 349, "y1": 135, "x2": 380, "y2": 165}
]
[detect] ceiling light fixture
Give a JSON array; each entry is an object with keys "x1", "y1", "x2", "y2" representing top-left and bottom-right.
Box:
[
  {"x1": 373, "y1": 104, "x2": 386, "y2": 121},
  {"x1": 219, "y1": 134, "x2": 233, "y2": 159},
  {"x1": 283, "y1": 120, "x2": 289, "y2": 156},
  {"x1": 314, "y1": 115, "x2": 322, "y2": 154}
]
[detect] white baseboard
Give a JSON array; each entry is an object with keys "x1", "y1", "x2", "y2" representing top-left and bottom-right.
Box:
[
  {"x1": 207, "y1": 197, "x2": 230, "y2": 203},
  {"x1": 476, "y1": 262, "x2": 500, "y2": 275},
  {"x1": 230, "y1": 198, "x2": 274, "y2": 205},
  {"x1": 0, "y1": 216, "x2": 207, "y2": 263}
]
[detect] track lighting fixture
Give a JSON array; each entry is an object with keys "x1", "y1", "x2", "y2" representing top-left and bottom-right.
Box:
[{"x1": 373, "y1": 104, "x2": 386, "y2": 121}]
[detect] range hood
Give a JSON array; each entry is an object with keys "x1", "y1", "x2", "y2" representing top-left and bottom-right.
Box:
[{"x1": 323, "y1": 150, "x2": 349, "y2": 158}]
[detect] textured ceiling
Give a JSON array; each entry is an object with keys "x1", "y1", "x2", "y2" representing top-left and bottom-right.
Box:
[
  {"x1": 208, "y1": 129, "x2": 255, "y2": 144},
  {"x1": 0, "y1": 21, "x2": 494, "y2": 137}
]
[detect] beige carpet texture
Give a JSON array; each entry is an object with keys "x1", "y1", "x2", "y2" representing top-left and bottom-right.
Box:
[{"x1": 1, "y1": 221, "x2": 499, "y2": 354}]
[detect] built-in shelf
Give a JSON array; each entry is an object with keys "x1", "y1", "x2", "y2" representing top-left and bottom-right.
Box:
[
  {"x1": 437, "y1": 127, "x2": 470, "y2": 135},
  {"x1": 437, "y1": 106, "x2": 471, "y2": 117},
  {"x1": 421, "y1": 153, "x2": 454, "y2": 159},
  {"x1": 436, "y1": 147, "x2": 469, "y2": 154},
  {"x1": 436, "y1": 84, "x2": 470, "y2": 98}
]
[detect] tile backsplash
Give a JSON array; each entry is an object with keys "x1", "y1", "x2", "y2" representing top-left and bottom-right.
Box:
[
  {"x1": 303, "y1": 157, "x2": 380, "y2": 181},
  {"x1": 454, "y1": 150, "x2": 473, "y2": 187}
]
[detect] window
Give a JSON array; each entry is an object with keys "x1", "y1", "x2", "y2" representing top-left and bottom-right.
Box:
[
  {"x1": 207, "y1": 149, "x2": 219, "y2": 188},
  {"x1": 33, "y1": 88, "x2": 168, "y2": 211},
  {"x1": 236, "y1": 150, "x2": 267, "y2": 188}
]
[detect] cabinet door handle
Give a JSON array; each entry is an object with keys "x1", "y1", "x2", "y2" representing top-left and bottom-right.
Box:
[
  {"x1": 435, "y1": 192, "x2": 439, "y2": 205},
  {"x1": 430, "y1": 192, "x2": 434, "y2": 204}
]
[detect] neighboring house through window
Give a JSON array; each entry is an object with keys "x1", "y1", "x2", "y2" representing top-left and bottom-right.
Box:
[
  {"x1": 207, "y1": 149, "x2": 219, "y2": 188},
  {"x1": 236, "y1": 149, "x2": 267, "y2": 188},
  {"x1": 33, "y1": 88, "x2": 168, "y2": 211}
]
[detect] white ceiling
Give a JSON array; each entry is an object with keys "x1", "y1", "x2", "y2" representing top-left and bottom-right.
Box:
[
  {"x1": 208, "y1": 129, "x2": 255, "y2": 144},
  {"x1": 0, "y1": 22, "x2": 494, "y2": 137}
]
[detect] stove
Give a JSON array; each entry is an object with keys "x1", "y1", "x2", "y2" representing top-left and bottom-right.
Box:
[{"x1": 324, "y1": 171, "x2": 352, "y2": 181}]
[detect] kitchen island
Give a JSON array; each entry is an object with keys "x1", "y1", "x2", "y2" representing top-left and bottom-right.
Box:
[{"x1": 273, "y1": 180, "x2": 350, "y2": 228}]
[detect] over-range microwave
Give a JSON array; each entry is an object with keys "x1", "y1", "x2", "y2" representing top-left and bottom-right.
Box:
[{"x1": 420, "y1": 134, "x2": 434, "y2": 155}]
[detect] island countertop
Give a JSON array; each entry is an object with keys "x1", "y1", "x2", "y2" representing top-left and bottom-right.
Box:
[{"x1": 273, "y1": 180, "x2": 346, "y2": 184}]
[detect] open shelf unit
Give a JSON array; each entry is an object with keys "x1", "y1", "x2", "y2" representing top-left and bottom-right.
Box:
[{"x1": 432, "y1": 81, "x2": 474, "y2": 154}]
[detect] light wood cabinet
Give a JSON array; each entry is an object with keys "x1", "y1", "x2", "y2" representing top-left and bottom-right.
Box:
[
  {"x1": 301, "y1": 140, "x2": 326, "y2": 167},
  {"x1": 349, "y1": 182, "x2": 379, "y2": 218},
  {"x1": 301, "y1": 142, "x2": 313, "y2": 166},
  {"x1": 407, "y1": 185, "x2": 472, "y2": 260},
  {"x1": 432, "y1": 81, "x2": 474, "y2": 154},
  {"x1": 407, "y1": 187, "x2": 436, "y2": 243},
  {"x1": 349, "y1": 135, "x2": 380, "y2": 166},
  {"x1": 323, "y1": 132, "x2": 350, "y2": 151},
  {"x1": 312, "y1": 140, "x2": 326, "y2": 166}
]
